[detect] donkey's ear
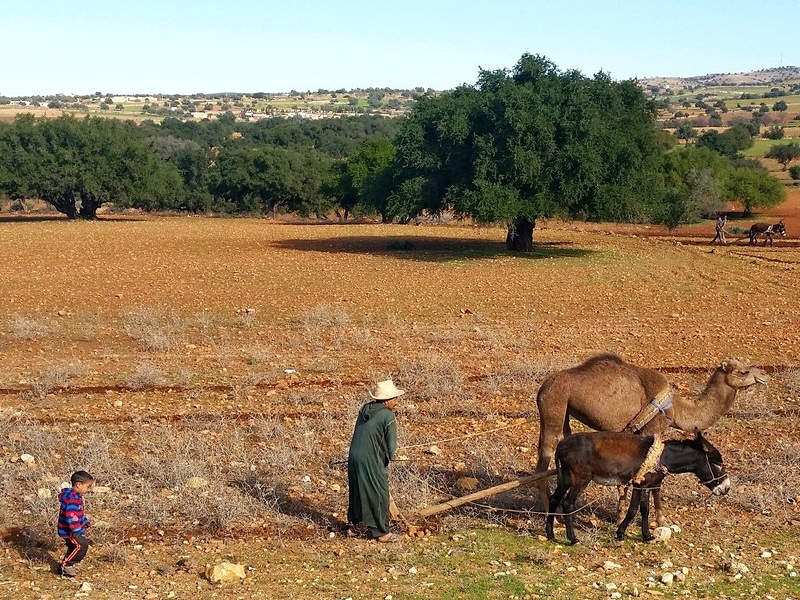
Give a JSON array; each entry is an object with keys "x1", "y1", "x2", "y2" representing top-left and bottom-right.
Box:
[{"x1": 720, "y1": 360, "x2": 733, "y2": 372}]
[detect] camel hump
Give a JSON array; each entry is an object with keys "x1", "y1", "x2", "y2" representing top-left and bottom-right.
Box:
[{"x1": 558, "y1": 353, "x2": 668, "y2": 392}]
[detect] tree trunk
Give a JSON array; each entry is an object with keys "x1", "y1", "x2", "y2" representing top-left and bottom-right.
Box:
[
  {"x1": 50, "y1": 193, "x2": 78, "y2": 219},
  {"x1": 79, "y1": 197, "x2": 101, "y2": 220},
  {"x1": 506, "y1": 217, "x2": 535, "y2": 252}
]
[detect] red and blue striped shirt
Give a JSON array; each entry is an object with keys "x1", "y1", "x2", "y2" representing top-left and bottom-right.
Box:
[{"x1": 57, "y1": 487, "x2": 90, "y2": 538}]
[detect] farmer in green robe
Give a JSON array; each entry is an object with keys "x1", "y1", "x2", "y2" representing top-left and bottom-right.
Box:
[{"x1": 347, "y1": 379, "x2": 404, "y2": 542}]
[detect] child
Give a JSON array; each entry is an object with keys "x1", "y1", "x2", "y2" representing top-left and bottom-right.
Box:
[{"x1": 57, "y1": 470, "x2": 94, "y2": 578}]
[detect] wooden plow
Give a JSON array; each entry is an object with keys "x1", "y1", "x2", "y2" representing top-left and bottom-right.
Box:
[{"x1": 403, "y1": 469, "x2": 557, "y2": 520}]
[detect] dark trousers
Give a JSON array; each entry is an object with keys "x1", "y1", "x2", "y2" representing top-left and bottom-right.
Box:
[{"x1": 62, "y1": 533, "x2": 89, "y2": 567}]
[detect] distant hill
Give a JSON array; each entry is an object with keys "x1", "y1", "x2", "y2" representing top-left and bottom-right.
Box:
[{"x1": 639, "y1": 66, "x2": 800, "y2": 92}]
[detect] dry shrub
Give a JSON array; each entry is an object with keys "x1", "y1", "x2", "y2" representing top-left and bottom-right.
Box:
[
  {"x1": 245, "y1": 345, "x2": 271, "y2": 364},
  {"x1": 8, "y1": 315, "x2": 54, "y2": 340},
  {"x1": 398, "y1": 351, "x2": 467, "y2": 408},
  {"x1": 0, "y1": 416, "x2": 295, "y2": 539},
  {"x1": 125, "y1": 362, "x2": 167, "y2": 390},
  {"x1": 68, "y1": 311, "x2": 101, "y2": 341},
  {"x1": 230, "y1": 374, "x2": 263, "y2": 401},
  {"x1": 731, "y1": 437, "x2": 800, "y2": 514},
  {"x1": 390, "y1": 462, "x2": 441, "y2": 512},
  {"x1": 97, "y1": 543, "x2": 132, "y2": 565},
  {"x1": 234, "y1": 312, "x2": 256, "y2": 330},
  {"x1": 195, "y1": 309, "x2": 221, "y2": 331},
  {"x1": 123, "y1": 308, "x2": 185, "y2": 351},
  {"x1": 343, "y1": 327, "x2": 377, "y2": 348},
  {"x1": 783, "y1": 368, "x2": 800, "y2": 398},
  {"x1": 731, "y1": 384, "x2": 773, "y2": 419},
  {"x1": 170, "y1": 365, "x2": 196, "y2": 388},
  {"x1": 285, "y1": 390, "x2": 323, "y2": 407},
  {"x1": 24, "y1": 362, "x2": 86, "y2": 400},
  {"x1": 299, "y1": 303, "x2": 351, "y2": 329}
]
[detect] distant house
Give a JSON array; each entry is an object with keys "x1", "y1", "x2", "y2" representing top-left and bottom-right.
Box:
[{"x1": 242, "y1": 111, "x2": 269, "y2": 122}]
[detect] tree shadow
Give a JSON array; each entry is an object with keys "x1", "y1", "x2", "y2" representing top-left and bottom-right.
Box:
[
  {"x1": 272, "y1": 235, "x2": 596, "y2": 263},
  {"x1": 0, "y1": 526, "x2": 62, "y2": 574},
  {"x1": 0, "y1": 214, "x2": 147, "y2": 224}
]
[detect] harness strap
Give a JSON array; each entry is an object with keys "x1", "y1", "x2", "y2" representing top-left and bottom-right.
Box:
[
  {"x1": 623, "y1": 388, "x2": 674, "y2": 433},
  {"x1": 632, "y1": 435, "x2": 665, "y2": 484}
]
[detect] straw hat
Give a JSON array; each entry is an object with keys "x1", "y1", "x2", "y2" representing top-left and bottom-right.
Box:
[{"x1": 369, "y1": 379, "x2": 406, "y2": 401}]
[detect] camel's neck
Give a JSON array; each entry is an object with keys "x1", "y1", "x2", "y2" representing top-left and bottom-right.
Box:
[{"x1": 671, "y1": 369, "x2": 737, "y2": 431}]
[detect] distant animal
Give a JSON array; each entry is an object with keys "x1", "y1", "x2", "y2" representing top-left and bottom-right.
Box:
[
  {"x1": 545, "y1": 430, "x2": 730, "y2": 544},
  {"x1": 534, "y1": 354, "x2": 766, "y2": 524},
  {"x1": 749, "y1": 220, "x2": 786, "y2": 246}
]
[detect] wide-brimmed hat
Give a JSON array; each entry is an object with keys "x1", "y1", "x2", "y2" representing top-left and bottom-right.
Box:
[{"x1": 369, "y1": 379, "x2": 406, "y2": 400}]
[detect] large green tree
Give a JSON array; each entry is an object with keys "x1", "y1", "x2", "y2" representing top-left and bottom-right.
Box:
[
  {"x1": 326, "y1": 138, "x2": 397, "y2": 220},
  {"x1": 658, "y1": 146, "x2": 731, "y2": 228},
  {"x1": 379, "y1": 54, "x2": 665, "y2": 250},
  {"x1": 725, "y1": 163, "x2": 786, "y2": 216},
  {"x1": 211, "y1": 145, "x2": 333, "y2": 216},
  {"x1": 0, "y1": 114, "x2": 183, "y2": 218}
]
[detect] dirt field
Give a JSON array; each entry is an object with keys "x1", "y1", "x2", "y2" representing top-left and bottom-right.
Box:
[{"x1": 1, "y1": 192, "x2": 800, "y2": 599}]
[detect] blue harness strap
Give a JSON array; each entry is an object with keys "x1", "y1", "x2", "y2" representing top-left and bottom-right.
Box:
[{"x1": 650, "y1": 398, "x2": 673, "y2": 426}]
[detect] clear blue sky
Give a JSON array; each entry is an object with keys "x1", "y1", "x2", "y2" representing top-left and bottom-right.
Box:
[{"x1": 4, "y1": 0, "x2": 797, "y2": 97}]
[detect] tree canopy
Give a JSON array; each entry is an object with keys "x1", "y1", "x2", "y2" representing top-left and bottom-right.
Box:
[
  {"x1": 374, "y1": 54, "x2": 666, "y2": 249},
  {"x1": 765, "y1": 142, "x2": 800, "y2": 170},
  {"x1": 696, "y1": 124, "x2": 754, "y2": 158},
  {"x1": 0, "y1": 115, "x2": 183, "y2": 218}
]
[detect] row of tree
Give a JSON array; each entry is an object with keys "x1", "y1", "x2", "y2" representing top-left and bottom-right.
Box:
[{"x1": 0, "y1": 54, "x2": 793, "y2": 250}]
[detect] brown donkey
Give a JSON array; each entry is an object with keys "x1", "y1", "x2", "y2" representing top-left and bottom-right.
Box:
[{"x1": 546, "y1": 430, "x2": 730, "y2": 544}]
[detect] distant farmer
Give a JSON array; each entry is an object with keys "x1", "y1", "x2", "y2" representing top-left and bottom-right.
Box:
[
  {"x1": 346, "y1": 379, "x2": 404, "y2": 543},
  {"x1": 711, "y1": 214, "x2": 728, "y2": 245},
  {"x1": 57, "y1": 470, "x2": 94, "y2": 578}
]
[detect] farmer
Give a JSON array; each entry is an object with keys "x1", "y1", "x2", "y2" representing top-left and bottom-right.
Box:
[
  {"x1": 711, "y1": 214, "x2": 728, "y2": 245},
  {"x1": 346, "y1": 379, "x2": 404, "y2": 542}
]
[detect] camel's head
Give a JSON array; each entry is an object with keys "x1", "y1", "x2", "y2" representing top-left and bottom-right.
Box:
[{"x1": 719, "y1": 359, "x2": 769, "y2": 389}]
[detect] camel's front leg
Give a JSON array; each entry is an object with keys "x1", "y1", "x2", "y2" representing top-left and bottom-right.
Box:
[
  {"x1": 616, "y1": 485, "x2": 629, "y2": 523},
  {"x1": 652, "y1": 488, "x2": 667, "y2": 527}
]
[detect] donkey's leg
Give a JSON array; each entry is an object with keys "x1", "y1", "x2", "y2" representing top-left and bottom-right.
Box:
[
  {"x1": 562, "y1": 483, "x2": 586, "y2": 545},
  {"x1": 616, "y1": 487, "x2": 642, "y2": 541},
  {"x1": 545, "y1": 480, "x2": 569, "y2": 541},
  {"x1": 639, "y1": 489, "x2": 654, "y2": 541}
]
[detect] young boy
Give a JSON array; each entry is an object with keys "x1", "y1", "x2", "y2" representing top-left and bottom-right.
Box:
[{"x1": 57, "y1": 470, "x2": 94, "y2": 578}]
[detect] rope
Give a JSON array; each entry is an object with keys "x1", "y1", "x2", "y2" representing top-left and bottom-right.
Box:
[
  {"x1": 398, "y1": 420, "x2": 528, "y2": 451},
  {"x1": 327, "y1": 420, "x2": 529, "y2": 467}
]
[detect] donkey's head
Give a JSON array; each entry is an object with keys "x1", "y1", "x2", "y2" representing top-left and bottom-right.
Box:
[
  {"x1": 775, "y1": 220, "x2": 787, "y2": 237},
  {"x1": 690, "y1": 430, "x2": 730, "y2": 496}
]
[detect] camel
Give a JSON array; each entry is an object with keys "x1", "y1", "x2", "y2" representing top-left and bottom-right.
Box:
[{"x1": 534, "y1": 353, "x2": 767, "y2": 525}]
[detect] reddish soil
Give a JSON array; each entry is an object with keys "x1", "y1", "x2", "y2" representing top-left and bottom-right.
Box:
[{"x1": 1, "y1": 191, "x2": 799, "y2": 598}]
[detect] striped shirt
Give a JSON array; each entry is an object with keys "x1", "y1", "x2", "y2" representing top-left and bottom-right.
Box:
[{"x1": 57, "y1": 487, "x2": 90, "y2": 538}]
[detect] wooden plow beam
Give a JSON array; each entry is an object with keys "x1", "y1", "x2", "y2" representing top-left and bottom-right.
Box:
[{"x1": 415, "y1": 469, "x2": 557, "y2": 518}]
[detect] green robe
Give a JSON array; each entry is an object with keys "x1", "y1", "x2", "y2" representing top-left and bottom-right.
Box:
[{"x1": 347, "y1": 401, "x2": 398, "y2": 537}]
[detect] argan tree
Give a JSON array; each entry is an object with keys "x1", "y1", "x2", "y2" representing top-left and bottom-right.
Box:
[
  {"x1": 765, "y1": 142, "x2": 800, "y2": 170},
  {"x1": 0, "y1": 114, "x2": 184, "y2": 218},
  {"x1": 378, "y1": 54, "x2": 665, "y2": 250}
]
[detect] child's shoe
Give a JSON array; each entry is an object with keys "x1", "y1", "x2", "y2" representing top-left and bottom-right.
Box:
[{"x1": 61, "y1": 564, "x2": 77, "y2": 578}]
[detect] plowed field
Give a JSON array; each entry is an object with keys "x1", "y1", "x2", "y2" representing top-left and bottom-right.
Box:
[{"x1": 1, "y1": 191, "x2": 799, "y2": 599}]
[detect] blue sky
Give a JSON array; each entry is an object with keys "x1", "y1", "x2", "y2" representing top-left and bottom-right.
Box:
[{"x1": 4, "y1": 0, "x2": 797, "y2": 96}]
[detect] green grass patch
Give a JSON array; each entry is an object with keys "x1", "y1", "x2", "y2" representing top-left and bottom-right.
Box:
[{"x1": 741, "y1": 138, "x2": 782, "y2": 157}]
